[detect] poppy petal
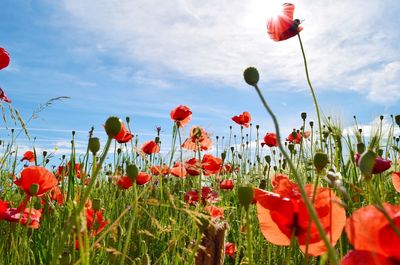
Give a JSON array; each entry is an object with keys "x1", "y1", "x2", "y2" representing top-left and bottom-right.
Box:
[
  {"x1": 391, "y1": 172, "x2": 400, "y2": 192},
  {"x1": 341, "y1": 250, "x2": 395, "y2": 265}
]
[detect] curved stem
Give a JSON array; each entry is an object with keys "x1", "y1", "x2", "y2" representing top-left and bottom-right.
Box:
[
  {"x1": 253, "y1": 84, "x2": 338, "y2": 265},
  {"x1": 297, "y1": 33, "x2": 323, "y2": 151}
]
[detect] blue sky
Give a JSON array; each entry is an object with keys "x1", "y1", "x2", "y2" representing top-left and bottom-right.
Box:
[{"x1": 0, "y1": 0, "x2": 399, "y2": 156}]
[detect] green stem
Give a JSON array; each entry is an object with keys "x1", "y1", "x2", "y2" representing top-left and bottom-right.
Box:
[
  {"x1": 297, "y1": 33, "x2": 323, "y2": 151},
  {"x1": 253, "y1": 84, "x2": 338, "y2": 265}
]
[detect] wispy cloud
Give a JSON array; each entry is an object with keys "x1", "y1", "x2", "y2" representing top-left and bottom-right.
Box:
[{"x1": 56, "y1": 0, "x2": 400, "y2": 103}]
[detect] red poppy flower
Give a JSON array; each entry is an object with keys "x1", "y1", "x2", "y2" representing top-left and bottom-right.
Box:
[
  {"x1": 136, "y1": 172, "x2": 151, "y2": 185},
  {"x1": 202, "y1": 154, "x2": 222, "y2": 176},
  {"x1": 15, "y1": 166, "x2": 58, "y2": 197},
  {"x1": 0, "y1": 88, "x2": 11, "y2": 103},
  {"x1": 267, "y1": 3, "x2": 303, "y2": 42},
  {"x1": 205, "y1": 205, "x2": 224, "y2": 219},
  {"x1": 392, "y1": 172, "x2": 400, "y2": 192},
  {"x1": 220, "y1": 179, "x2": 234, "y2": 190},
  {"x1": 85, "y1": 208, "x2": 109, "y2": 236},
  {"x1": 50, "y1": 186, "x2": 63, "y2": 204},
  {"x1": 170, "y1": 162, "x2": 187, "y2": 178},
  {"x1": 225, "y1": 242, "x2": 237, "y2": 257},
  {"x1": 184, "y1": 158, "x2": 201, "y2": 176},
  {"x1": 201, "y1": 186, "x2": 220, "y2": 204},
  {"x1": 141, "y1": 140, "x2": 160, "y2": 155},
  {"x1": 182, "y1": 126, "x2": 213, "y2": 151},
  {"x1": 184, "y1": 190, "x2": 199, "y2": 206},
  {"x1": 254, "y1": 175, "x2": 346, "y2": 256},
  {"x1": 117, "y1": 176, "x2": 133, "y2": 189},
  {"x1": 114, "y1": 122, "x2": 133, "y2": 144},
  {"x1": 261, "y1": 133, "x2": 279, "y2": 147},
  {"x1": 232, "y1": 111, "x2": 251, "y2": 128},
  {"x1": 355, "y1": 153, "x2": 392, "y2": 174},
  {"x1": 0, "y1": 48, "x2": 10, "y2": 70},
  {"x1": 286, "y1": 131, "x2": 303, "y2": 144},
  {"x1": 150, "y1": 165, "x2": 170, "y2": 176},
  {"x1": 0, "y1": 199, "x2": 9, "y2": 220},
  {"x1": 21, "y1": 151, "x2": 35, "y2": 162},
  {"x1": 4, "y1": 207, "x2": 42, "y2": 229},
  {"x1": 170, "y1": 105, "x2": 192, "y2": 128},
  {"x1": 342, "y1": 203, "x2": 400, "y2": 264}
]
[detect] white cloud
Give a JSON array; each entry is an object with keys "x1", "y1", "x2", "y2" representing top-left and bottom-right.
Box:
[{"x1": 57, "y1": 0, "x2": 399, "y2": 102}]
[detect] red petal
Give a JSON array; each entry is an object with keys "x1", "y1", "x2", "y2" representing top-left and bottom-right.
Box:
[{"x1": 391, "y1": 172, "x2": 400, "y2": 192}]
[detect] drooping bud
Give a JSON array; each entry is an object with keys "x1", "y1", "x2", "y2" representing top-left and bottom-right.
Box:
[
  {"x1": 359, "y1": 150, "x2": 377, "y2": 179},
  {"x1": 301, "y1": 112, "x2": 307, "y2": 121},
  {"x1": 89, "y1": 137, "x2": 100, "y2": 154},
  {"x1": 265, "y1": 155, "x2": 271, "y2": 164},
  {"x1": 221, "y1": 151, "x2": 226, "y2": 161},
  {"x1": 314, "y1": 152, "x2": 329, "y2": 172},
  {"x1": 243, "y1": 67, "x2": 259, "y2": 86},
  {"x1": 104, "y1": 116, "x2": 122, "y2": 138}
]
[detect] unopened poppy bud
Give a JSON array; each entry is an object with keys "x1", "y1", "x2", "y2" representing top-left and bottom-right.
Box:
[
  {"x1": 314, "y1": 152, "x2": 329, "y2": 172},
  {"x1": 230, "y1": 146, "x2": 234, "y2": 152},
  {"x1": 105, "y1": 116, "x2": 122, "y2": 138},
  {"x1": 301, "y1": 112, "x2": 307, "y2": 121},
  {"x1": 243, "y1": 67, "x2": 259, "y2": 86},
  {"x1": 126, "y1": 164, "x2": 139, "y2": 181},
  {"x1": 155, "y1": 136, "x2": 160, "y2": 144},
  {"x1": 29, "y1": 183, "x2": 40, "y2": 196},
  {"x1": 380, "y1": 115, "x2": 384, "y2": 120},
  {"x1": 43, "y1": 151, "x2": 47, "y2": 157},
  {"x1": 288, "y1": 143, "x2": 295, "y2": 153},
  {"x1": 395, "y1": 115, "x2": 400, "y2": 127},
  {"x1": 221, "y1": 151, "x2": 226, "y2": 161},
  {"x1": 359, "y1": 150, "x2": 377, "y2": 179},
  {"x1": 378, "y1": 149, "x2": 384, "y2": 157},
  {"x1": 92, "y1": 198, "x2": 101, "y2": 211},
  {"x1": 309, "y1": 121, "x2": 314, "y2": 127},
  {"x1": 88, "y1": 137, "x2": 100, "y2": 154},
  {"x1": 357, "y1": 142, "x2": 365, "y2": 154},
  {"x1": 192, "y1": 127, "x2": 202, "y2": 139},
  {"x1": 291, "y1": 130, "x2": 297, "y2": 140},
  {"x1": 265, "y1": 155, "x2": 271, "y2": 164},
  {"x1": 117, "y1": 148, "x2": 121, "y2": 154},
  {"x1": 238, "y1": 186, "x2": 254, "y2": 209},
  {"x1": 259, "y1": 179, "x2": 267, "y2": 189},
  {"x1": 126, "y1": 116, "x2": 130, "y2": 123},
  {"x1": 256, "y1": 124, "x2": 260, "y2": 130}
]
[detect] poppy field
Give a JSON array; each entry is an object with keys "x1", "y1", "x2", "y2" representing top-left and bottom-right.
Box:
[{"x1": 1, "y1": 3, "x2": 400, "y2": 265}]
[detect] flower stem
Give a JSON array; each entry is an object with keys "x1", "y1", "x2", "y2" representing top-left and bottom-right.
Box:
[
  {"x1": 252, "y1": 83, "x2": 338, "y2": 265},
  {"x1": 297, "y1": 33, "x2": 323, "y2": 151}
]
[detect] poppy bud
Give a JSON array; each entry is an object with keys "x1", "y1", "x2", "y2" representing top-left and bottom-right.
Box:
[
  {"x1": 265, "y1": 155, "x2": 271, "y2": 164},
  {"x1": 92, "y1": 198, "x2": 101, "y2": 211},
  {"x1": 395, "y1": 115, "x2": 400, "y2": 127},
  {"x1": 221, "y1": 151, "x2": 226, "y2": 161},
  {"x1": 309, "y1": 121, "x2": 314, "y2": 127},
  {"x1": 192, "y1": 127, "x2": 202, "y2": 139},
  {"x1": 314, "y1": 152, "x2": 329, "y2": 172},
  {"x1": 357, "y1": 142, "x2": 365, "y2": 154},
  {"x1": 243, "y1": 67, "x2": 259, "y2": 86},
  {"x1": 89, "y1": 137, "x2": 100, "y2": 154},
  {"x1": 105, "y1": 116, "x2": 122, "y2": 138},
  {"x1": 155, "y1": 136, "x2": 160, "y2": 144},
  {"x1": 256, "y1": 124, "x2": 260, "y2": 130},
  {"x1": 259, "y1": 179, "x2": 267, "y2": 189},
  {"x1": 301, "y1": 112, "x2": 307, "y2": 121},
  {"x1": 380, "y1": 115, "x2": 384, "y2": 120},
  {"x1": 43, "y1": 151, "x2": 47, "y2": 157},
  {"x1": 126, "y1": 116, "x2": 130, "y2": 123},
  {"x1": 359, "y1": 150, "x2": 377, "y2": 179},
  {"x1": 126, "y1": 164, "x2": 139, "y2": 181},
  {"x1": 238, "y1": 186, "x2": 254, "y2": 209},
  {"x1": 288, "y1": 143, "x2": 295, "y2": 153},
  {"x1": 378, "y1": 149, "x2": 384, "y2": 157},
  {"x1": 29, "y1": 183, "x2": 40, "y2": 195},
  {"x1": 117, "y1": 148, "x2": 122, "y2": 154}
]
